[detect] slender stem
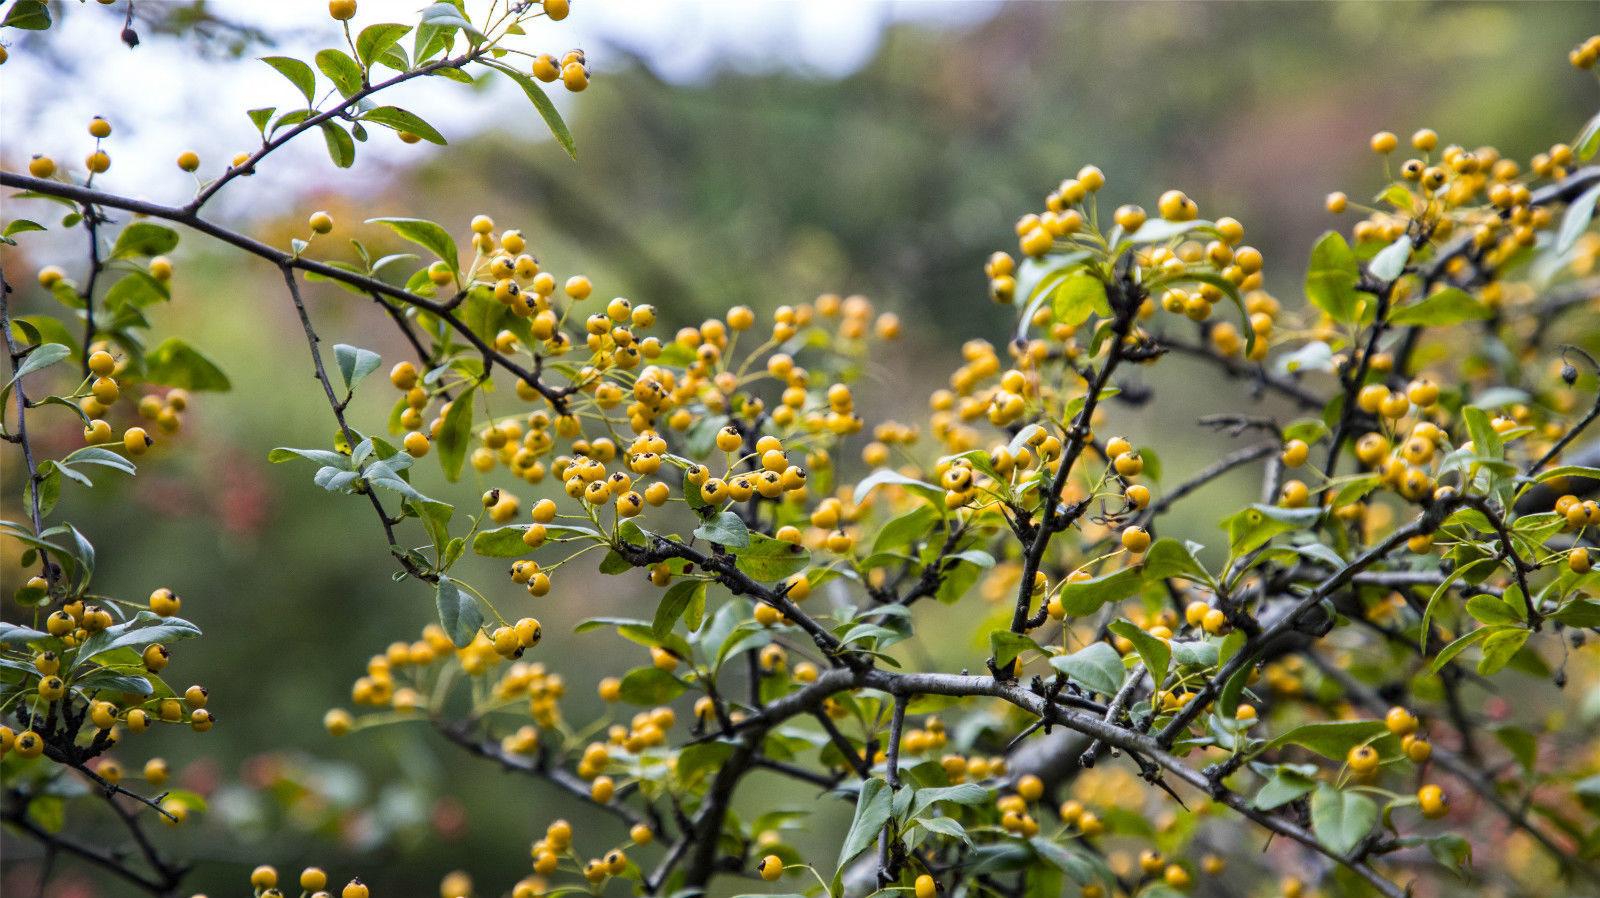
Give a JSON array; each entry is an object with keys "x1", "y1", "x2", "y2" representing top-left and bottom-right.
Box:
[
  {"x1": 282, "y1": 267, "x2": 435, "y2": 581},
  {"x1": 0, "y1": 172, "x2": 575, "y2": 413},
  {"x1": 0, "y1": 266, "x2": 55, "y2": 585}
]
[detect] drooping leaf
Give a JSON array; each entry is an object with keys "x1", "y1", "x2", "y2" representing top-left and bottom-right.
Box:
[
  {"x1": 436, "y1": 384, "x2": 476, "y2": 481},
  {"x1": 368, "y1": 217, "x2": 459, "y2": 271},
  {"x1": 363, "y1": 106, "x2": 447, "y2": 145},
  {"x1": 479, "y1": 58, "x2": 577, "y2": 160},
  {"x1": 143, "y1": 338, "x2": 231, "y2": 391},
  {"x1": 320, "y1": 121, "x2": 356, "y2": 168},
  {"x1": 1107, "y1": 619, "x2": 1169, "y2": 688},
  {"x1": 837, "y1": 778, "x2": 892, "y2": 873},
  {"x1": 652, "y1": 579, "x2": 707, "y2": 637},
  {"x1": 110, "y1": 222, "x2": 179, "y2": 258},
  {"x1": 435, "y1": 577, "x2": 482, "y2": 647},
  {"x1": 261, "y1": 55, "x2": 316, "y2": 104}
]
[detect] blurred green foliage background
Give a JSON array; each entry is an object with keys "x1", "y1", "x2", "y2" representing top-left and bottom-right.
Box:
[{"x1": 3, "y1": 2, "x2": 1598, "y2": 895}]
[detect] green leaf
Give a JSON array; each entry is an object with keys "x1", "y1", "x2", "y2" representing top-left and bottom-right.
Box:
[
  {"x1": 1462, "y1": 405, "x2": 1501, "y2": 460},
  {"x1": 1051, "y1": 273, "x2": 1110, "y2": 328},
  {"x1": 989, "y1": 631, "x2": 1042, "y2": 670},
  {"x1": 76, "y1": 611, "x2": 202, "y2": 663},
  {"x1": 1551, "y1": 598, "x2": 1600, "y2": 628},
  {"x1": 1224, "y1": 504, "x2": 1319, "y2": 555},
  {"x1": 1263, "y1": 720, "x2": 1387, "y2": 759},
  {"x1": 851, "y1": 468, "x2": 941, "y2": 506},
  {"x1": 420, "y1": 1, "x2": 484, "y2": 39},
  {"x1": 10, "y1": 316, "x2": 78, "y2": 355},
  {"x1": 1427, "y1": 833, "x2": 1474, "y2": 878},
  {"x1": 363, "y1": 106, "x2": 447, "y2": 145},
  {"x1": 916, "y1": 816, "x2": 971, "y2": 846},
  {"x1": 0, "y1": 621, "x2": 49, "y2": 646},
  {"x1": 693, "y1": 511, "x2": 750, "y2": 548},
  {"x1": 652, "y1": 580, "x2": 706, "y2": 637},
  {"x1": 63, "y1": 446, "x2": 135, "y2": 475},
  {"x1": 111, "y1": 222, "x2": 179, "y2": 258},
  {"x1": 8, "y1": 343, "x2": 70, "y2": 387},
  {"x1": 1310, "y1": 783, "x2": 1376, "y2": 856},
  {"x1": 1427, "y1": 627, "x2": 1492, "y2": 675},
  {"x1": 617, "y1": 666, "x2": 686, "y2": 704},
  {"x1": 1368, "y1": 232, "x2": 1412, "y2": 281},
  {"x1": 105, "y1": 270, "x2": 170, "y2": 308},
  {"x1": 333, "y1": 343, "x2": 382, "y2": 391},
  {"x1": 909, "y1": 783, "x2": 990, "y2": 817},
  {"x1": 357, "y1": 23, "x2": 412, "y2": 67},
  {"x1": 315, "y1": 48, "x2": 363, "y2": 98},
  {"x1": 731, "y1": 533, "x2": 810, "y2": 581},
  {"x1": 248, "y1": 107, "x2": 276, "y2": 133},
  {"x1": 871, "y1": 505, "x2": 938, "y2": 556},
  {"x1": 1388, "y1": 287, "x2": 1490, "y2": 327},
  {"x1": 2, "y1": 1, "x2": 51, "y2": 30},
  {"x1": 3, "y1": 219, "x2": 46, "y2": 238},
  {"x1": 436, "y1": 383, "x2": 476, "y2": 481},
  {"x1": 676, "y1": 741, "x2": 734, "y2": 781},
  {"x1": 1053, "y1": 566, "x2": 1143, "y2": 617},
  {"x1": 1556, "y1": 182, "x2": 1600, "y2": 256},
  {"x1": 1028, "y1": 837, "x2": 1108, "y2": 886},
  {"x1": 28, "y1": 461, "x2": 61, "y2": 517},
  {"x1": 1124, "y1": 218, "x2": 1210, "y2": 245},
  {"x1": 837, "y1": 778, "x2": 892, "y2": 873},
  {"x1": 1465, "y1": 594, "x2": 1522, "y2": 626},
  {"x1": 268, "y1": 446, "x2": 351, "y2": 467},
  {"x1": 1477, "y1": 627, "x2": 1529, "y2": 675},
  {"x1": 261, "y1": 55, "x2": 316, "y2": 104},
  {"x1": 1142, "y1": 538, "x2": 1210, "y2": 584},
  {"x1": 1305, "y1": 231, "x2": 1361, "y2": 324},
  {"x1": 471, "y1": 525, "x2": 533, "y2": 558},
  {"x1": 1493, "y1": 725, "x2": 1537, "y2": 774},
  {"x1": 368, "y1": 217, "x2": 459, "y2": 271},
  {"x1": 1576, "y1": 109, "x2": 1600, "y2": 162},
  {"x1": 1107, "y1": 620, "x2": 1169, "y2": 688},
  {"x1": 1253, "y1": 767, "x2": 1316, "y2": 810},
  {"x1": 1048, "y1": 641, "x2": 1125, "y2": 697},
  {"x1": 143, "y1": 338, "x2": 231, "y2": 391},
  {"x1": 479, "y1": 59, "x2": 577, "y2": 160},
  {"x1": 320, "y1": 121, "x2": 356, "y2": 168},
  {"x1": 435, "y1": 577, "x2": 482, "y2": 648}
]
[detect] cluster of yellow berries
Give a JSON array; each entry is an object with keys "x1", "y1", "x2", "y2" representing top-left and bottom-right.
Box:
[
  {"x1": 1328, "y1": 126, "x2": 1582, "y2": 275},
  {"x1": 531, "y1": 46, "x2": 589, "y2": 92},
  {"x1": 332, "y1": 619, "x2": 559, "y2": 731},
  {"x1": 2, "y1": 590, "x2": 210, "y2": 780},
  {"x1": 26, "y1": 116, "x2": 115, "y2": 180},
  {"x1": 241, "y1": 864, "x2": 368, "y2": 898},
  {"x1": 1342, "y1": 708, "x2": 1447, "y2": 818},
  {"x1": 73, "y1": 341, "x2": 191, "y2": 455},
  {"x1": 529, "y1": 816, "x2": 648, "y2": 883}
]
